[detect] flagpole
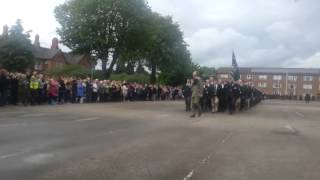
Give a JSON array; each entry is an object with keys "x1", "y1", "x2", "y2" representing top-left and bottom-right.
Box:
[{"x1": 285, "y1": 70, "x2": 288, "y2": 96}]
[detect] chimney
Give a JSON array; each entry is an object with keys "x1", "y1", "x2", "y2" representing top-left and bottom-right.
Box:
[
  {"x1": 51, "y1": 37, "x2": 59, "y2": 49},
  {"x1": 2, "y1": 25, "x2": 8, "y2": 36},
  {"x1": 34, "y1": 34, "x2": 40, "y2": 47}
]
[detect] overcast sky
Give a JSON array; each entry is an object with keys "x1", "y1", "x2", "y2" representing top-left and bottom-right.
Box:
[{"x1": 1, "y1": 0, "x2": 319, "y2": 68}]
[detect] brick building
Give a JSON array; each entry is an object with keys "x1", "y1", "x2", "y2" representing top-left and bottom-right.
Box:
[
  {"x1": 1, "y1": 25, "x2": 92, "y2": 71},
  {"x1": 216, "y1": 67, "x2": 320, "y2": 97},
  {"x1": 32, "y1": 35, "x2": 92, "y2": 71}
]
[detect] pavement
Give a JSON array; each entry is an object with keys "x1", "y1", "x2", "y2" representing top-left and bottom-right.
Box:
[{"x1": 0, "y1": 100, "x2": 320, "y2": 180}]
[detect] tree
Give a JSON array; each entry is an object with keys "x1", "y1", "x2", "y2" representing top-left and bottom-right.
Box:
[
  {"x1": 0, "y1": 20, "x2": 34, "y2": 72},
  {"x1": 55, "y1": 0, "x2": 196, "y2": 84},
  {"x1": 199, "y1": 66, "x2": 216, "y2": 78},
  {"x1": 145, "y1": 14, "x2": 194, "y2": 85},
  {"x1": 55, "y1": 0, "x2": 152, "y2": 78}
]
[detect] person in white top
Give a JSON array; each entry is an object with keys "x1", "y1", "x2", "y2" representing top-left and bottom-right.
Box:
[{"x1": 122, "y1": 84, "x2": 128, "y2": 102}]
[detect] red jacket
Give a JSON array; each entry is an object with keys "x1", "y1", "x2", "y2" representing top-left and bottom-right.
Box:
[{"x1": 49, "y1": 81, "x2": 58, "y2": 97}]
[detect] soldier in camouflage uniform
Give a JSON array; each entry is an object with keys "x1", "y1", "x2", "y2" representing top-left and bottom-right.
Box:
[{"x1": 190, "y1": 71, "x2": 203, "y2": 118}]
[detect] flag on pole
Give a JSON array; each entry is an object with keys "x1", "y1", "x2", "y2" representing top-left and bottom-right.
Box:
[{"x1": 231, "y1": 51, "x2": 240, "y2": 81}]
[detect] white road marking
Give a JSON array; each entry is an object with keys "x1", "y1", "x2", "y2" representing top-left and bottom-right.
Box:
[
  {"x1": 183, "y1": 170, "x2": 194, "y2": 180},
  {"x1": 295, "y1": 112, "x2": 305, "y2": 118},
  {"x1": 21, "y1": 113, "x2": 50, "y2": 118},
  {"x1": 0, "y1": 123, "x2": 28, "y2": 128},
  {"x1": 24, "y1": 153, "x2": 54, "y2": 164},
  {"x1": 184, "y1": 132, "x2": 233, "y2": 180},
  {"x1": 76, "y1": 117, "x2": 100, "y2": 122},
  {"x1": 285, "y1": 125, "x2": 297, "y2": 133},
  {"x1": 0, "y1": 153, "x2": 20, "y2": 159}
]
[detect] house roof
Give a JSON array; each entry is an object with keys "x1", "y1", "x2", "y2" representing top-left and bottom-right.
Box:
[
  {"x1": 64, "y1": 53, "x2": 85, "y2": 65},
  {"x1": 32, "y1": 46, "x2": 61, "y2": 60},
  {"x1": 217, "y1": 67, "x2": 320, "y2": 75}
]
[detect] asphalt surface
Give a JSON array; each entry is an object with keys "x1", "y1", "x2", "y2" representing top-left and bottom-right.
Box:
[{"x1": 0, "y1": 100, "x2": 320, "y2": 180}]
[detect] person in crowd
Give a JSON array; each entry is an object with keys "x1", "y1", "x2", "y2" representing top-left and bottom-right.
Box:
[
  {"x1": 71, "y1": 79, "x2": 78, "y2": 103},
  {"x1": 39, "y1": 75, "x2": 48, "y2": 104},
  {"x1": 92, "y1": 79, "x2": 99, "y2": 103},
  {"x1": 190, "y1": 71, "x2": 203, "y2": 118},
  {"x1": 19, "y1": 74, "x2": 30, "y2": 106},
  {"x1": 9, "y1": 73, "x2": 19, "y2": 105},
  {"x1": 182, "y1": 79, "x2": 192, "y2": 112},
  {"x1": 122, "y1": 83, "x2": 128, "y2": 102},
  {"x1": 48, "y1": 79, "x2": 58, "y2": 105},
  {"x1": 0, "y1": 69, "x2": 9, "y2": 106},
  {"x1": 58, "y1": 77, "x2": 66, "y2": 104},
  {"x1": 77, "y1": 79, "x2": 85, "y2": 103},
  {"x1": 305, "y1": 94, "x2": 311, "y2": 104},
  {"x1": 65, "y1": 80, "x2": 72, "y2": 103},
  {"x1": 29, "y1": 72, "x2": 40, "y2": 105}
]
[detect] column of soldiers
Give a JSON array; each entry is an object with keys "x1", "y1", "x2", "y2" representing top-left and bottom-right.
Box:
[{"x1": 183, "y1": 71, "x2": 263, "y2": 117}]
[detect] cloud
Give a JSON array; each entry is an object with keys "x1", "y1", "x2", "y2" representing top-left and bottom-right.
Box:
[
  {"x1": 1, "y1": 0, "x2": 320, "y2": 68},
  {"x1": 148, "y1": 0, "x2": 320, "y2": 68}
]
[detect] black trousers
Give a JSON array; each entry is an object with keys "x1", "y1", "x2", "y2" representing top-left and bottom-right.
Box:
[
  {"x1": 0, "y1": 89, "x2": 7, "y2": 106},
  {"x1": 185, "y1": 96, "x2": 191, "y2": 111},
  {"x1": 30, "y1": 89, "x2": 39, "y2": 105}
]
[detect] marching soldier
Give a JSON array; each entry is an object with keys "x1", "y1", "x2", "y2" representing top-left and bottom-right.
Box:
[
  {"x1": 190, "y1": 71, "x2": 203, "y2": 118},
  {"x1": 208, "y1": 78, "x2": 220, "y2": 113}
]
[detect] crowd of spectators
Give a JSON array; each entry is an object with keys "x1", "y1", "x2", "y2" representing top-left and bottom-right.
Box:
[{"x1": 0, "y1": 69, "x2": 183, "y2": 107}]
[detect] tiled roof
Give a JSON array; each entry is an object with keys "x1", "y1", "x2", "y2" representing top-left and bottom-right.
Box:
[
  {"x1": 32, "y1": 47, "x2": 61, "y2": 60},
  {"x1": 64, "y1": 53, "x2": 85, "y2": 65},
  {"x1": 217, "y1": 67, "x2": 320, "y2": 75}
]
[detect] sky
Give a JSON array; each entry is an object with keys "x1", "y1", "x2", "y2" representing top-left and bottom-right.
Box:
[{"x1": 0, "y1": 0, "x2": 319, "y2": 68}]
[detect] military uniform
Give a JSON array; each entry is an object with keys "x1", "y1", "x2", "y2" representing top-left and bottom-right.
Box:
[{"x1": 191, "y1": 78, "x2": 203, "y2": 117}]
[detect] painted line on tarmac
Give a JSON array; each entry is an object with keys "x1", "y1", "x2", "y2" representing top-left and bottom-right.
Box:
[
  {"x1": 0, "y1": 123, "x2": 29, "y2": 128},
  {"x1": 0, "y1": 149, "x2": 32, "y2": 160},
  {"x1": 183, "y1": 170, "x2": 194, "y2": 180},
  {"x1": 183, "y1": 131, "x2": 234, "y2": 180},
  {"x1": 0, "y1": 152, "x2": 20, "y2": 159},
  {"x1": 76, "y1": 117, "x2": 100, "y2": 122},
  {"x1": 21, "y1": 113, "x2": 52, "y2": 118},
  {"x1": 285, "y1": 124, "x2": 298, "y2": 134},
  {"x1": 295, "y1": 112, "x2": 305, "y2": 118}
]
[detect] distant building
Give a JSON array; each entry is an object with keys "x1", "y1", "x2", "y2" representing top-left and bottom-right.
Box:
[
  {"x1": 216, "y1": 67, "x2": 320, "y2": 97},
  {"x1": 32, "y1": 34, "x2": 92, "y2": 71}
]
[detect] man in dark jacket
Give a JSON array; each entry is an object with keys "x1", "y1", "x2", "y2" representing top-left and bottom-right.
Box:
[
  {"x1": 182, "y1": 79, "x2": 192, "y2": 112},
  {"x1": 208, "y1": 79, "x2": 220, "y2": 113},
  {"x1": 0, "y1": 69, "x2": 9, "y2": 106},
  {"x1": 9, "y1": 73, "x2": 19, "y2": 105}
]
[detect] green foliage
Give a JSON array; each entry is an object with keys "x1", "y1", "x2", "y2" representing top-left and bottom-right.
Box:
[
  {"x1": 110, "y1": 73, "x2": 149, "y2": 84},
  {"x1": 0, "y1": 20, "x2": 34, "y2": 72},
  {"x1": 46, "y1": 64, "x2": 90, "y2": 78},
  {"x1": 199, "y1": 66, "x2": 216, "y2": 78},
  {"x1": 55, "y1": 0, "x2": 195, "y2": 84}
]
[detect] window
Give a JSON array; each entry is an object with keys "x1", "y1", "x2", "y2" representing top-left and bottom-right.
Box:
[
  {"x1": 288, "y1": 75, "x2": 297, "y2": 81},
  {"x1": 304, "y1": 76, "x2": 313, "y2": 81},
  {"x1": 288, "y1": 83, "x2": 297, "y2": 89},
  {"x1": 247, "y1": 74, "x2": 253, "y2": 80},
  {"x1": 273, "y1": 75, "x2": 282, "y2": 81},
  {"x1": 259, "y1": 75, "x2": 268, "y2": 80},
  {"x1": 303, "y1": 84, "x2": 312, "y2": 90},
  {"x1": 220, "y1": 74, "x2": 229, "y2": 79},
  {"x1": 258, "y1": 82, "x2": 267, "y2": 88},
  {"x1": 273, "y1": 83, "x2": 282, "y2": 89}
]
